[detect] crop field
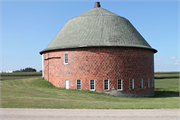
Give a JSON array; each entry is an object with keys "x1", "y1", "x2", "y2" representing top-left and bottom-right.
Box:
[
  {"x1": 0, "y1": 72, "x2": 179, "y2": 109},
  {"x1": 154, "y1": 72, "x2": 179, "y2": 79},
  {"x1": 1, "y1": 72, "x2": 42, "y2": 77},
  {"x1": 0, "y1": 72, "x2": 42, "y2": 80}
]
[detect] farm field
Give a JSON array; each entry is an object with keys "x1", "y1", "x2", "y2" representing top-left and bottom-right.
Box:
[
  {"x1": 0, "y1": 72, "x2": 179, "y2": 109},
  {"x1": 154, "y1": 72, "x2": 179, "y2": 79},
  {"x1": 0, "y1": 72, "x2": 42, "y2": 80}
]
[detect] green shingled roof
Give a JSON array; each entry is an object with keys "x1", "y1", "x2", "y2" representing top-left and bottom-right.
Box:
[{"x1": 40, "y1": 7, "x2": 157, "y2": 54}]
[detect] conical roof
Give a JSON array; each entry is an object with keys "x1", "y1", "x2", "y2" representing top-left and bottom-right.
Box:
[{"x1": 40, "y1": 3, "x2": 157, "y2": 54}]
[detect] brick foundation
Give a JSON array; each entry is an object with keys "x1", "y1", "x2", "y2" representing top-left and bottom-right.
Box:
[{"x1": 43, "y1": 47, "x2": 154, "y2": 97}]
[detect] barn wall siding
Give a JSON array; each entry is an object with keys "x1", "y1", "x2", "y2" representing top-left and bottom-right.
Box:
[{"x1": 43, "y1": 47, "x2": 154, "y2": 97}]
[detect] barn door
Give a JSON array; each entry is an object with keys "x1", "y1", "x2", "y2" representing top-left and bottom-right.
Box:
[{"x1": 65, "y1": 80, "x2": 69, "y2": 89}]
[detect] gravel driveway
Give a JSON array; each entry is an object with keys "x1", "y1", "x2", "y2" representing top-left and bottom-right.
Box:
[{"x1": 1, "y1": 108, "x2": 179, "y2": 120}]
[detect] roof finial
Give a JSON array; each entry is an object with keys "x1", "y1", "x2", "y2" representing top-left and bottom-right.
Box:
[{"x1": 94, "y1": 2, "x2": 101, "y2": 8}]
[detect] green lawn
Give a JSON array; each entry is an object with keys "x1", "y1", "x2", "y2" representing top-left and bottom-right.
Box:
[{"x1": 0, "y1": 74, "x2": 179, "y2": 109}]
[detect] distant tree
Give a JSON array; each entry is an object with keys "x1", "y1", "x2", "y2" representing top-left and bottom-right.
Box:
[
  {"x1": 24, "y1": 67, "x2": 36, "y2": 72},
  {"x1": 14, "y1": 70, "x2": 20, "y2": 72},
  {"x1": 14, "y1": 67, "x2": 37, "y2": 72},
  {"x1": 39, "y1": 70, "x2": 42, "y2": 72}
]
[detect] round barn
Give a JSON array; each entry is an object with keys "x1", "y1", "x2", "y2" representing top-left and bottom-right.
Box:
[{"x1": 40, "y1": 2, "x2": 157, "y2": 97}]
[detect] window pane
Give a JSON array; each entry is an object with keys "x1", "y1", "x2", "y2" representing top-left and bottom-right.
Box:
[
  {"x1": 130, "y1": 79, "x2": 133, "y2": 89},
  {"x1": 147, "y1": 79, "x2": 150, "y2": 88},
  {"x1": 77, "y1": 85, "x2": 81, "y2": 89},
  {"x1": 65, "y1": 59, "x2": 68, "y2": 63},
  {"x1": 77, "y1": 80, "x2": 80, "y2": 84},
  {"x1": 64, "y1": 53, "x2": 68, "y2": 63},
  {"x1": 77, "y1": 80, "x2": 81, "y2": 89},
  {"x1": 104, "y1": 80, "x2": 108, "y2": 90},
  {"x1": 90, "y1": 80, "x2": 94, "y2": 85},
  {"x1": 118, "y1": 79, "x2": 122, "y2": 89},
  {"x1": 91, "y1": 85, "x2": 94, "y2": 89},
  {"x1": 90, "y1": 80, "x2": 94, "y2": 90},
  {"x1": 140, "y1": 79, "x2": 143, "y2": 88}
]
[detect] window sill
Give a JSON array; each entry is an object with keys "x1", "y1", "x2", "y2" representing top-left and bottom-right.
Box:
[
  {"x1": 90, "y1": 89, "x2": 95, "y2": 91},
  {"x1": 117, "y1": 89, "x2": 123, "y2": 91}
]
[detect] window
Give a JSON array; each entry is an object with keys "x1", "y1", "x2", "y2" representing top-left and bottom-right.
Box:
[
  {"x1": 76, "y1": 80, "x2": 81, "y2": 90},
  {"x1": 140, "y1": 79, "x2": 143, "y2": 89},
  {"x1": 129, "y1": 79, "x2": 134, "y2": 89},
  {"x1": 64, "y1": 53, "x2": 68, "y2": 64},
  {"x1": 152, "y1": 79, "x2": 154, "y2": 88},
  {"x1": 104, "y1": 79, "x2": 109, "y2": 90},
  {"x1": 89, "y1": 80, "x2": 95, "y2": 91},
  {"x1": 147, "y1": 78, "x2": 150, "y2": 88},
  {"x1": 117, "y1": 79, "x2": 123, "y2": 91}
]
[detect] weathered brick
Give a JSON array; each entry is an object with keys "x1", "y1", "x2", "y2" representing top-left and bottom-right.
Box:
[{"x1": 44, "y1": 47, "x2": 154, "y2": 97}]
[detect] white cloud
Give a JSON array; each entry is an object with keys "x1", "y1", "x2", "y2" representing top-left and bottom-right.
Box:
[
  {"x1": 155, "y1": 63, "x2": 164, "y2": 65},
  {"x1": 155, "y1": 58, "x2": 163, "y2": 61},
  {"x1": 174, "y1": 59, "x2": 180, "y2": 65},
  {"x1": 170, "y1": 57, "x2": 176, "y2": 59}
]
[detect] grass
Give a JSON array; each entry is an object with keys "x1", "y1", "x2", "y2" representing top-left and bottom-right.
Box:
[
  {"x1": 0, "y1": 72, "x2": 179, "y2": 109},
  {"x1": 154, "y1": 78, "x2": 179, "y2": 98}
]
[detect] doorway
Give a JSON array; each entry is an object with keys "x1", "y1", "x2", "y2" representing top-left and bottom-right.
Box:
[{"x1": 65, "y1": 80, "x2": 69, "y2": 89}]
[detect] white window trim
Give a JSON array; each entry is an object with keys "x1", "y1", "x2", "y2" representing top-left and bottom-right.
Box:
[
  {"x1": 129, "y1": 79, "x2": 134, "y2": 89},
  {"x1": 104, "y1": 79, "x2": 109, "y2": 90},
  {"x1": 64, "y1": 53, "x2": 68, "y2": 64},
  {"x1": 76, "y1": 79, "x2": 81, "y2": 90},
  {"x1": 89, "y1": 79, "x2": 95, "y2": 91},
  {"x1": 140, "y1": 79, "x2": 143, "y2": 89},
  {"x1": 117, "y1": 79, "x2": 123, "y2": 91}
]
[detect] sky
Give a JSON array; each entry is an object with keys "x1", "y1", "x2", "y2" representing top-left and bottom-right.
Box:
[{"x1": 0, "y1": 0, "x2": 179, "y2": 72}]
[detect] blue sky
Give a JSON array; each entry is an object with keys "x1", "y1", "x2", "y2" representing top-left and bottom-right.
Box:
[{"x1": 1, "y1": 0, "x2": 179, "y2": 72}]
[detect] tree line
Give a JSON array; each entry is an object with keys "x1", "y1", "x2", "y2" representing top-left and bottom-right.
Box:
[{"x1": 14, "y1": 67, "x2": 37, "y2": 72}]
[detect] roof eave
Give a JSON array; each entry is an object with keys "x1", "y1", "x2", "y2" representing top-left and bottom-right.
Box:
[{"x1": 39, "y1": 46, "x2": 157, "y2": 55}]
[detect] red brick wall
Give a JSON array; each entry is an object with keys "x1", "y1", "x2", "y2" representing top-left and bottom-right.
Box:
[{"x1": 44, "y1": 47, "x2": 154, "y2": 96}]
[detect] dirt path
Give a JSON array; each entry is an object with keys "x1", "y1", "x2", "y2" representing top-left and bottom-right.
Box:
[{"x1": 1, "y1": 108, "x2": 179, "y2": 120}]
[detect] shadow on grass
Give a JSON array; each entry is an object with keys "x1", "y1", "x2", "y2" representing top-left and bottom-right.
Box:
[{"x1": 152, "y1": 90, "x2": 179, "y2": 98}]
